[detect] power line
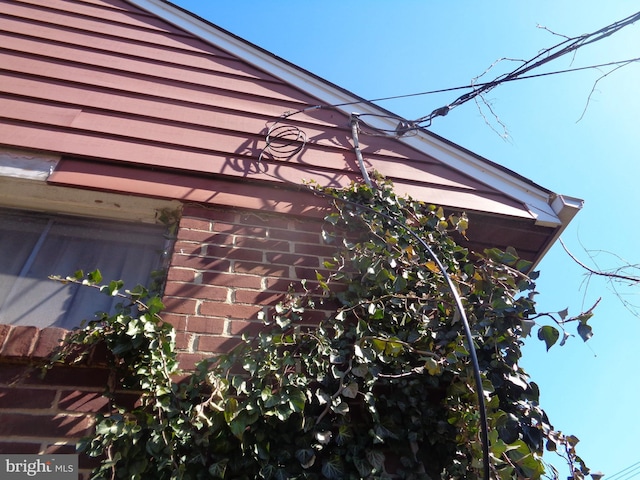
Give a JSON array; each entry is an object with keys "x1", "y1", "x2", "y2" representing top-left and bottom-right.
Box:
[
  {"x1": 405, "y1": 10, "x2": 640, "y2": 130},
  {"x1": 607, "y1": 460, "x2": 640, "y2": 480},
  {"x1": 330, "y1": 57, "x2": 640, "y2": 109}
]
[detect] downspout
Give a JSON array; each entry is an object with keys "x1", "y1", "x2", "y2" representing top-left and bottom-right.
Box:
[{"x1": 350, "y1": 114, "x2": 372, "y2": 187}]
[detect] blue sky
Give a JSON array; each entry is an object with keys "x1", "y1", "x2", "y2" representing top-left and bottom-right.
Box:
[{"x1": 172, "y1": 1, "x2": 640, "y2": 477}]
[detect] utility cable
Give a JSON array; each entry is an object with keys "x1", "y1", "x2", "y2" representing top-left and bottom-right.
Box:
[
  {"x1": 406, "y1": 11, "x2": 640, "y2": 130},
  {"x1": 266, "y1": 56, "x2": 640, "y2": 141},
  {"x1": 349, "y1": 114, "x2": 373, "y2": 187},
  {"x1": 329, "y1": 57, "x2": 640, "y2": 109},
  {"x1": 607, "y1": 460, "x2": 640, "y2": 480}
]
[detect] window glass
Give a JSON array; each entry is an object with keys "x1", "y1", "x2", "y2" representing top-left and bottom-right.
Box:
[{"x1": 0, "y1": 208, "x2": 168, "y2": 329}]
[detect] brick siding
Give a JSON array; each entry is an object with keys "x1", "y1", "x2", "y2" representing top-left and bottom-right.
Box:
[
  {"x1": 0, "y1": 203, "x2": 336, "y2": 477},
  {"x1": 165, "y1": 204, "x2": 336, "y2": 367}
]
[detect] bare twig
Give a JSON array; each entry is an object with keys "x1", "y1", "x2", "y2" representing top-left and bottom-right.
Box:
[
  {"x1": 473, "y1": 94, "x2": 511, "y2": 141},
  {"x1": 576, "y1": 60, "x2": 638, "y2": 122},
  {"x1": 410, "y1": 11, "x2": 640, "y2": 131},
  {"x1": 559, "y1": 238, "x2": 640, "y2": 284},
  {"x1": 536, "y1": 24, "x2": 571, "y2": 40}
]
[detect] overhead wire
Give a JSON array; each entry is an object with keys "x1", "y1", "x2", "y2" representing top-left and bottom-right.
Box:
[
  {"x1": 261, "y1": 55, "x2": 640, "y2": 144},
  {"x1": 407, "y1": 11, "x2": 640, "y2": 130},
  {"x1": 606, "y1": 460, "x2": 640, "y2": 480}
]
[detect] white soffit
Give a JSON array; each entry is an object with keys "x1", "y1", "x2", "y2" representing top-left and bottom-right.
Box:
[
  {"x1": 0, "y1": 176, "x2": 181, "y2": 223},
  {"x1": 131, "y1": 0, "x2": 570, "y2": 227},
  {"x1": 0, "y1": 148, "x2": 60, "y2": 180}
]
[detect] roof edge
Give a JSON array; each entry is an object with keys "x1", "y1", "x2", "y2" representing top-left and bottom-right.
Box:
[{"x1": 129, "y1": 0, "x2": 580, "y2": 229}]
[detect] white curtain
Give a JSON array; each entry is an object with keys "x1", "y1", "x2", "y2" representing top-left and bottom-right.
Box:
[{"x1": 0, "y1": 208, "x2": 168, "y2": 329}]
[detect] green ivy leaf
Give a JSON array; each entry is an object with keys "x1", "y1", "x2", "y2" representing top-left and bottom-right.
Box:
[
  {"x1": 341, "y1": 382, "x2": 359, "y2": 399},
  {"x1": 295, "y1": 449, "x2": 316, "y2": 469},
  {"x1": 87, "y1": 269, "x2": 102, "y2": 284},
  {"x1": 146, "y1": 296, "x2": 164, "y2": 316},
  {"x1": 577, "y1": 323, "x2": 593, "y2": 342},
  {"x1": 424, "y1": 357, "x2": 440, "y2": 375},
  {"x1": 287, "y1": 388, "x2": 306, "y2": 412},
  {"x1": 366, "y1": 449, "x2": 385, "y2": 470},
  {"x1": 537, "y1": 325, "x2": 560, "y2": 351},
  {"x1": 208, "y1": 459, "x2": 228, "y2": 478},
  {"x1": 321, "y1": 456, "x2": 344, "y2": 480},
  {"x1": 332, "y1": 399, "x2": 349, "y2": 415},
  {"x1": 520, "y1": 319, "x2": 535, "y2": 337}
]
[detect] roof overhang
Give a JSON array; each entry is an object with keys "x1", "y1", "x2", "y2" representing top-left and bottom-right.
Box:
[{"x1": 129, "y1": 0, "x2": 582, "y2": 234}]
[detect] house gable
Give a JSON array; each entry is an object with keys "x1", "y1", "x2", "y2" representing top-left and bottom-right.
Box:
[
  {"x1": 0, "y1": 0, "x2": 584, "y2": 469},
  {"x1": 0, "y1": 0, "x2": 580, "y2": 264}
]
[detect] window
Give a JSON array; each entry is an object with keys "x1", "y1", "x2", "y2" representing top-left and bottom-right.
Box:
[{"x1": 0, "y1": 208, "x2": 170, "y2": 329}]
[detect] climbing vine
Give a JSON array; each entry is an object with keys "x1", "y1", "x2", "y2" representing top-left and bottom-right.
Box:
[{"x1": 50, "y1": 176, "x2": 597, "y2": 479}]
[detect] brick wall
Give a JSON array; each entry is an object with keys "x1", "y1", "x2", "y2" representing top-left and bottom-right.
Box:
[
  {"x1": 0, "y1": 202, "x2": 336, "y2": 478},
  {"x1": 163, "y1": 204, "x2": 336, "y2": 369},
  {"x1": 0, "y1": 327, "x2": 126, "y2": 479}
]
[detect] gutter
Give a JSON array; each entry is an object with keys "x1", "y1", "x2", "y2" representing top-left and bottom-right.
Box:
[{"x1": 531, "y1": 194, "x2": 584, "y2": 268}]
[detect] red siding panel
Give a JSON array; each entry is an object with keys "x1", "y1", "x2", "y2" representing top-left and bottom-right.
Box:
[{"x1": 0, "y1": 0, "x2": 536, "y2": 223}]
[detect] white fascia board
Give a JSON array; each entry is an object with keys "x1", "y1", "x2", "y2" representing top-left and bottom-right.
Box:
[{"x1": 132, "y1": 0, "x2": 572, "y2": 227}]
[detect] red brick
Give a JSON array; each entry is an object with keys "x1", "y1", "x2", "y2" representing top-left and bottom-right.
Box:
[
  {"x1": 0, "y1": 441, "x2": 41, "y2": 454},
  {"x1": 0, "y1": 413, "x2": 94, "y2": 438},
  {"x1": 0, "y1": 387, "x2": 57, "y2": 409},
  {"x1": 166, "y1": 268, "x2": 197, "y2": 283},
  {"x1": 201, "y1": 272, "x2": 262, "y2": 289},
  {"x1": 175, "y1": 332, "x2": 194, "y2": 350},
  {"x1": 0, "y1": 324, "x2": 11, "y2": 352},
  {"x1": 269, "y1": 228, "x2": 320, "y2": 243},
  {"x1": 187, "y1": 317, "x2": 225, "y2": 335},
  {"x1": 28, "y1": 366, "x2": 110, "y2": 388},
  {"x1": 234, "y1": 237, "x2": 290, "y2": 252},
  {"x1": 213, "y1": 223, "x2": 267, "y2": 236},
  {"x1": 44, "y1": 444, "x2": 77, "y2": 454},
  {"x1": 234, "y1": 289, "x2": 283, "y2": 305},
  {"x1": 172, "y1": 241, "x2": 206, "y2": 256},
  {"x1": 294, "y1": 242, "x2": 338, "y2": 257},
  {"x1": 0, "y1": 364, "x2": 30, "y2": 385},
  {"x1": 163, "y1": 298, "x2": 198, "y2": 315},
  {"x1": 197, "y1": 335, "x2": 241, "y2": 354},
  {"x1": 265, "y1": 277, "x2": 321, "y2": 293},
  {"x1": 232, "y1": 261, "x2": 288, "y2": 276},
  {"x1": 1, "y1": 326, "x2": 38, "y2": 358},
  {"x1": 206, "y1": 246, "x2": 263, "y2": 262},
  {"x1": 199, "y1": 302, "x2": 261, "y2": 319},
  {"x1": 296, "y1": 266, "x2": 331, "y2": 281},
  {"x1": 182, "y1": 206, "x2": 237, "y2": 223},
  {"x1": 265, "y1": 252, "x2": 319, "y2": 267},
  {"x1": 164, "y1": 283, "x2": 228, "y2": 302},
  {"x1": 58, "y1": 390, "x2": 109, "y2": 413},
  {"x1": 227, "y1": 320, "x2": 267, "y2": 337},
  {"x1": 160, "y1": 313, "x2": 188, "y2": 331},
  {"x1": 177, "y1": 229, "x2": 234, "y2": 244},
  {"x1": 171, "y1": 255, "x2": 231, "y2": 272},
  {"x1": 176, "y1": 352, "x2": 209, "y2": 371},
  {"x1": 32, "y1": 327, "x2": 68, "y2": 358},
  {"x1": 238, "y1": 213, "x2": 290, "y2": 229},
  {"x1": 290, "y1": 217, "x2": 325, "y2": 233},
  {"x1": 178, "y1": 217, "x2": 212, "y2": 231}
]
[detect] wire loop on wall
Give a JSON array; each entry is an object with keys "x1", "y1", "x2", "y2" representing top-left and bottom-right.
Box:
[{"x1": 258, "y1": 123, "x2": 307, "y2": 163}]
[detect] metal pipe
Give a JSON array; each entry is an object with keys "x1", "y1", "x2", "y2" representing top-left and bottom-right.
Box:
[{"x1": 350, "y1": 114, "x2": 372, "y2": 187}]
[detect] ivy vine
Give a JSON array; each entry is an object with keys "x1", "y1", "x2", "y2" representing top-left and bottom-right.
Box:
[{"x1": 49, "y1": 176, "x2": 598, "y2": 479}]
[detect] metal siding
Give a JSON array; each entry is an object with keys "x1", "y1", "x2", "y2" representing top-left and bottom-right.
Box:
[{"x1": 0, "y1": 0, "x2": 536, "y2": 222}]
